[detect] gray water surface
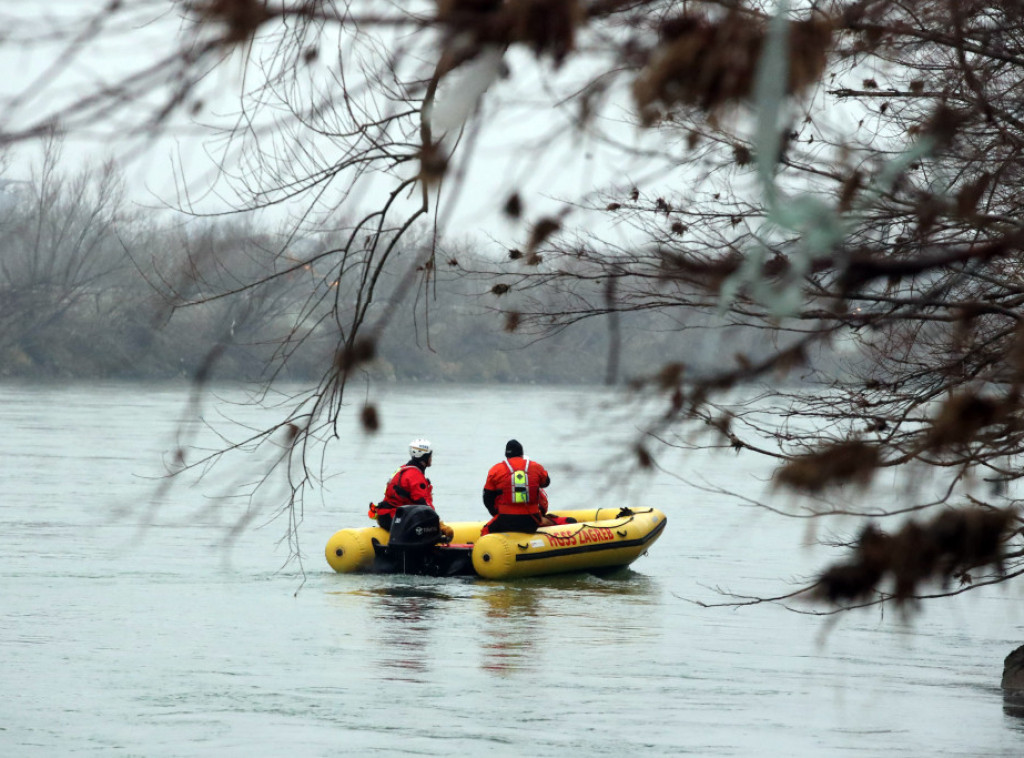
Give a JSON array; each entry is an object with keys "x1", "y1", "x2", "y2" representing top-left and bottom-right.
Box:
[{"x1": 2, "y1": 382, "x2": 1022, "y2": 756}]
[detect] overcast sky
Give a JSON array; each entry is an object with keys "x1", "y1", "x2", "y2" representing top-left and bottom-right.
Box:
[{"x1": 0, "y1": 2, "x2": 684, "y2": 254}]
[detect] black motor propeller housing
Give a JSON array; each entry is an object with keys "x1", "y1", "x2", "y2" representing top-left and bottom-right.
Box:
[
  {"x1": 372, "y1": 505, "x2": 474, "y2": 576},
  {"x1": 387, "y1": 504, "x2": 442, "y2": 547}
]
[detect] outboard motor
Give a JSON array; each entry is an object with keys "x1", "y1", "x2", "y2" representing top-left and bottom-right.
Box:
[
  {"x1": 387, "y1": 504, "x2": 442, "y2": 547},
  {"x1": 372, "y1": 505, "x2": 474, "y2": 576}
]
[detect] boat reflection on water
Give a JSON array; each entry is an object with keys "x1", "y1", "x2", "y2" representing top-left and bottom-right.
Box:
[
  {"x1": 475, "y1": 569, "x2": 660, "y2": 676},
  {"x1": 478, "y1": 584, "x2": 542, "y2": 676},
  {"x1": 1004, "y1": 691, "x2": 1024, "y2": 719},
  {"x1": 326, "y1": 570, "x2": 661, "y2": 681},
  {"x1": 361, "y1": 584, "x2": 461, "y2": 681}
]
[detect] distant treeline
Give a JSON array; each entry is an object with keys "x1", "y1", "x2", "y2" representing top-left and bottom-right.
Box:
[{"x1": 0, "y1": 160, "x2": 772, "y2": 385}]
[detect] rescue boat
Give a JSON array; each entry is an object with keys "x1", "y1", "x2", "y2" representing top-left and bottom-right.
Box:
[{"x1": 324, "y1": 506, "x2": 667, "y2": 580}]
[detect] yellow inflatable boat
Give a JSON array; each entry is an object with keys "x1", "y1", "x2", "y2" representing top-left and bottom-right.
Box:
[{"x1": 325, "y1": 506, "x2": 667, "y2": 579}]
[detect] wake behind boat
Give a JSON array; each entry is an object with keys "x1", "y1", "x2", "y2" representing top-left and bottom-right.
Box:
[{"x1": 325, "y1": 505, "x2": 667, "y2": 579}]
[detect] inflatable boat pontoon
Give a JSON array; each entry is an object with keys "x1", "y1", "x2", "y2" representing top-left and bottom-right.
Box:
[{"x1": 325, "y1": 506, "x2": 667, "y2": 579}]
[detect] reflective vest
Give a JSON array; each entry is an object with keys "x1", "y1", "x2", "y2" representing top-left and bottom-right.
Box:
[{"x1": 496, "y1": 458, "x2": 541, "y2": 516}]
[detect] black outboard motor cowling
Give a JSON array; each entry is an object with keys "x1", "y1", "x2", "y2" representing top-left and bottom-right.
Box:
[
  {"x1": 388, "y1": 504, "x2": 441, "y2": 547},
  {"x1": 371, "y1": 504, "x2": 474, "y2": 576}
]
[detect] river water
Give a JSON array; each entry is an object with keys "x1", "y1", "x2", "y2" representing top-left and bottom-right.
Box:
[{"x1": 1, "y1": 382, "x2": 1022, "y2": 756}]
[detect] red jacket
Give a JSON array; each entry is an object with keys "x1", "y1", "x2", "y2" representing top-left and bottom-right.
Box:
[
  {"x1": 378, "y1": 461, "x2": 433, "y2": 517},
  {"x1": 483, "y1": 456, "x2": 550, "y2": 516}
]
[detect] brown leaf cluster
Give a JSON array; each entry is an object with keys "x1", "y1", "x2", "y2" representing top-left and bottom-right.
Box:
[
  {"x1": 635, "y1": 443, "x2": 653, "y2": 468},
  {"x1": 633, "y1": 13, "x2": 833, "y2": 122},
  {"x1": 774, "y1": 439, "x2": 879, "y2": 492},
  {"x1": 283, "y1": 423, "x2": 300, "y2": 443},
  {"x1": 657, "y1": 249, "x2": 742, "y2": 288},
  {"x1": 503, "y1": 192, "x2": 522, "y2": 218},
  {"x1": 525, "y1": 217, "x2": 560, "y2": 263},
  {"x1": 335, "y1": 337, "x2": 376, "y2": 373},
  {"x1": 508, "y1": 0, "x2": 583, "y2": 63},
  {"x1": 913, "y1": 104, "x2": 970, "y2": 149},
  {"x1": 815, "y1": 508, "x2": 1016, "y2": 605},
  {"x1": 655, "y1": 361, "x2": 686, "y2": 389},
  {"x1": 837, "y1": 170, "x2": 863, "y2": 212},
  {"x1": 436, "y1": 0, "x2": 583, "y2": 67},
  {"x1": 419, "y1": 141, "x2": 449, "y2": 186},
  {"x1": 360, "y1": 403, "x2": 380, "y2": 432},
  {"x1": 922, "y1": 392, "x2": 1019, "y2": 453},
  {"x1": 189, "y1": 0, "x2": 273, "y2": 45},
  {"x1": 955, "y1": 172, "x2": 992, "y2": 220}
]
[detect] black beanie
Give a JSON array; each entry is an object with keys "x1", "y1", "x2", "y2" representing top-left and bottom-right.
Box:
[{"x1": 505, "y1": 439, "x2": 524, "y2": 458}]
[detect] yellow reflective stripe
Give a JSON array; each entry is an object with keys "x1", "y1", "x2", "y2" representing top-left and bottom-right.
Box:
[{"x1": 506, "y1": 458, "x2": 531, "y2": 503}]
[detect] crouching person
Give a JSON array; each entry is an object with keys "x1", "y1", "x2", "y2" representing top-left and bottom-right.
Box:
[
  {"x1": 368, "y1": 438, "x2": 453, "y2": 541},
  {"x1": 481, "y1": 439, "x2": 565, "y2": 535}
]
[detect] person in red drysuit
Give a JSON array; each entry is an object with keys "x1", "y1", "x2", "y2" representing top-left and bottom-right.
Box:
[
  {"x1": 481, "y1": 439, "x2": 574, "y2": 535},
  {"x1": 368, "y1": 438, "x2": 435, "y2": 531}
]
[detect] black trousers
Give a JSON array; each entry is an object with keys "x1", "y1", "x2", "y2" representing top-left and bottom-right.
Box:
[{"x1": 484, "y1": 513, "x2": 543, "y2": 534}]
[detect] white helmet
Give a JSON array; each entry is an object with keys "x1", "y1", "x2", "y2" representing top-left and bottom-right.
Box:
[{"x1": 409, "y1": 438, "x2": 432, "y2": 459}]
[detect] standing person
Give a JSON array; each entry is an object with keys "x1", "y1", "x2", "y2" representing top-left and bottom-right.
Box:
[
  {"x1": 369, "y1": 438, "x2": 435, "y2": 531},
  {"x1": 481, "y1": 439, "x2": 554, "y2": 535}
]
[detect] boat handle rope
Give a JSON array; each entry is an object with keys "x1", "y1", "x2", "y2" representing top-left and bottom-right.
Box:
[
  {"x1": 550, "y1": 515, "x2": 635, "y2": 539},
  {"x1": 518, "y1": 518, "x2": 636, "y2": 550},
  {"x1": 513, "y1": 514, "x2": 642, "y2": 549}
]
